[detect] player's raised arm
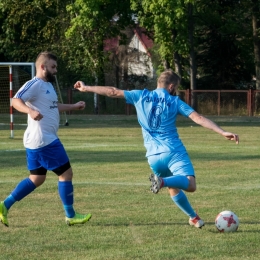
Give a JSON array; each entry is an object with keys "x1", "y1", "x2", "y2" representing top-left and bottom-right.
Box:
[
  {"x1": 188, "y1": 111, "x2": 239, "y2": 144},
  {"x1": 74, "y1": 81, "x2": 125, "y2": 99}
]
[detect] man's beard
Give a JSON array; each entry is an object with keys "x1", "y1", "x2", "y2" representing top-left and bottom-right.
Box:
[{"x1": 45, "y1": 70, "x2": 56, "y2": 82}]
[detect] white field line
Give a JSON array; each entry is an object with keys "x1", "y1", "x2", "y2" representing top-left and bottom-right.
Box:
[
  {"x1": 0, "y1": 123, "x2": 70, "y2": 126},
  {"x1": 0, "y1": 180, "x2": 259, "y2": 190},
  {"x1": 4, "y1": 149, "x2": 24, "y2": 151},
  {"x1": 2, "y1": 143, "x2": 139, "y2": 152},
  {"x1": 65, "y1": 144, "x2": 139, "y2": 148},
  {"x1": 0, "y1": 123, "x2": 27, "y2": 126}
]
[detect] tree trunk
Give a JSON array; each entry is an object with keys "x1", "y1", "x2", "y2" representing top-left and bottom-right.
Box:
[
  {"x1": 163, "y1": 60, "x2": 170, "y2": 70},
  {"x1": 171, "y1": 29, "x2": 183, "y2": 79},
  {"x1": 94, "y1": 73, "x2": 99, "y2": 114},
  {"x1": 174, "y1": 52, "x2": 182, "y2": 79},
  {"x1": 188, "y1": 3, "x2": 197, "y2": 109},
  {"x1": 252, "y1": 0, "x2": 260, "y2": 114}
]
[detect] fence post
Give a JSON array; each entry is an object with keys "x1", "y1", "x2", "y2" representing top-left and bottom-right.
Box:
[
  {"x1": 126, "y1": 89, "x2": 130, "y2": 115},
  {"x1": 185, "y1": 89, "x2": 191, "y2": 105},
  {"x1": 247, "y1": 89, "x2": 252, "y2": 116},
  {"x1": 67, "y1": 88, "x2": 72, "y2": 115},
  {"x1": 217, "y1": 91, "x2": 220, "y2": 116}
]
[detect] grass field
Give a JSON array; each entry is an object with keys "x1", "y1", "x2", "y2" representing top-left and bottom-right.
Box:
[{"x1": 0, "y1": 115, "x2": 260, "y2": 260}]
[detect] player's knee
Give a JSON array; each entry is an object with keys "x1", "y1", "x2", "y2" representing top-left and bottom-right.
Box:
[
  {"x1": 58, "y1": 167, "x2": 73, "y2": 181},
  {"x1": 187, "y1": 185, "x2": 196, "y2": 192},
  {"x1": 29, "y1": 175, "x2": 46, "y2": 187},
  {"x1": 186, "y1": 177, "x2": 196, "y2": 192}
]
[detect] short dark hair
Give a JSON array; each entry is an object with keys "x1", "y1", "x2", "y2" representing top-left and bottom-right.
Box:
[
  {"x1": 36, "y1": 51, "x2": 57, "y2": 64},
  {"x1": 158, "y1": 69, "x2": 180, "y2": 87}
]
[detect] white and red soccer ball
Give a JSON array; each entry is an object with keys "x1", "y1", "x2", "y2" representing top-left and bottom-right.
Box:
[{"x1": 215, "y1": 210, "x2": 239, "y2": 232}]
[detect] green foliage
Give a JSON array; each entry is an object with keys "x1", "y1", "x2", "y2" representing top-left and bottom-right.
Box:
[
  {"x1": 0, "y1": 0, "x2": 260, "y2": 90},
  {"x1": 65, "y1": 0, "x2": 134, "y2": 84},
  {"x1": 195, "y1": 0, "x2": 254, "y2": 90},
  {"x1": 130, "y1": 0, "x2": 257, "y2": 89},
  {"x1": 0, "y1": 0, "x2": 66, "y2": 61},
  {"x1": 131, "y1": 0, "x2": 192, "y2": 63}
]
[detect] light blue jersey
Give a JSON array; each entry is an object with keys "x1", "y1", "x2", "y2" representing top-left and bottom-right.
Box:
[{"x1": 124, "y1": 88, "x2": 194, "y2": 157}]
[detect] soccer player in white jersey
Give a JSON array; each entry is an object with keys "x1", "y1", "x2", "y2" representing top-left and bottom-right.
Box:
[
  {"x1": 0, "y1": 51, "x2": 92, "y2": 227},
  {"x1": 73, "y1": 69, "x2": 239, "y2": 228}
]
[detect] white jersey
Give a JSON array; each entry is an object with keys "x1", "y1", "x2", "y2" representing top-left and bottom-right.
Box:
[{"x1": 14, "y1": 77, "x2": 59, "y2": 149}]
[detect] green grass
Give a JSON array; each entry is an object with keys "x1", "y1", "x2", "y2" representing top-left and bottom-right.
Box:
[{"x1": 0, "y1": 115, "x2": 260, "y2": 260}]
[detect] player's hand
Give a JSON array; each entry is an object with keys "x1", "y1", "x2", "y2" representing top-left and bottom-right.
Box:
[
  {"x1": 28, "y1": 108, "x2": 43, "y2": 121},
  {"x1": 74, "y1": 81, "x2": 87, "y2": 92},
  {"x1": 222, "y1": 132, "x2": 239, "y2": 144},
  {"x1": 74, "y1": 101, "x2": 85, "y2": 110}
]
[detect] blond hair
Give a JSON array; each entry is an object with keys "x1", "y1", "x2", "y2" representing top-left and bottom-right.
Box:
[{"x1": 157, "y1": 69, "x2": 180, "y2": 88}]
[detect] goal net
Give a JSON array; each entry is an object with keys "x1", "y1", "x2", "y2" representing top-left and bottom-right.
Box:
[
  {"x1": 0, "y1": 63, "x2": 68, "y2": 138},
  {"x1": 0, "y1": 63, "x2": 35, "y2": 137}
]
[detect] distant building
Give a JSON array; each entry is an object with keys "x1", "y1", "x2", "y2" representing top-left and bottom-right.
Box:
[{"x1": 104, "y1": 26, "x2": 155, "y2": 89}]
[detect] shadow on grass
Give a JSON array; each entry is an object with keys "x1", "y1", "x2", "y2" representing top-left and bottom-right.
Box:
[
  {"x1": 89, "y1": 220, "x2": 260, "y2": 226},
  {"x1": 0, "y1": 149, "x2": 259, "y2": 166},
  {"x1": 69, "y1": 221, "x2": 191, "y2": 228}
]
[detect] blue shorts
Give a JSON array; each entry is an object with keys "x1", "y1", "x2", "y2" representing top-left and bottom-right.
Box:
[
  {"x1": 147, "y1": 151, "x2": 195, "y2": 178},
  {"x1": 26, "y1": 139, "x2": 69, "y2": 171}
]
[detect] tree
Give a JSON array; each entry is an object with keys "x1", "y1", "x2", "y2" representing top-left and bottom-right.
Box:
[
  {"x1": 195, "y1": 0, "x2": 254, "y2": 91},
  {"x1": 65, "y1": 0, "x2": 134, "y2": 113},
  {"x1": 0, "y1": 0, "x2": 69, "y2": 61},
  {"x1": 252, "y1": 1, "x2": 260, "y2": 88},
  {"x1": 130, "y1": 0, "x2": 199, "y2": 109}
]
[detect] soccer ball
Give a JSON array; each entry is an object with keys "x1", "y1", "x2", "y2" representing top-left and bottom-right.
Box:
[{"x1": 215, "y1": 210, "x2": 239, "y2": 232}]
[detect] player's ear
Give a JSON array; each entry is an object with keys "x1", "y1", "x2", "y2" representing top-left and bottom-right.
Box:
[{"x1": 169, "y1": 83, "x2": 175, "y2": 91}]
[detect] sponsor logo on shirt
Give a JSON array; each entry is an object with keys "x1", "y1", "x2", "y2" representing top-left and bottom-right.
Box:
[
  {"x1": 50, "y1": 101, "x2": 58, "y2": 109},
  {"x1": 145, "y1": 97, "x2": 171, "y2": 107}
]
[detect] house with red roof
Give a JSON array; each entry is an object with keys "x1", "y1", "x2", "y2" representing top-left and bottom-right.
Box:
[{"x1": 104, "y1": 26, "x2": 155, "y2": 88}]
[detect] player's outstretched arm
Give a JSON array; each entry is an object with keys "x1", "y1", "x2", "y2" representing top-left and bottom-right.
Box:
[
  {"x1": 74, "y1": 81, "x2": 125, "y2": 99},
  {"x1": 58, "y1": 101, "x2": 85, "y2": 112},
  {"x1": 189, "y1": 111, "x2": 239, "y2": 144}
]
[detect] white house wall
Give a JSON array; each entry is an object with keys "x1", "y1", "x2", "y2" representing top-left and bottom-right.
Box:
[{"x1": 128, "y1": 34, "x2": 154, "y2": 78}]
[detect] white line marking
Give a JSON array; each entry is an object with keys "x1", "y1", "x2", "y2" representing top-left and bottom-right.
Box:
[
  {"x1": 1, "y1": 144, "x2": 139, "y2": 152},
  {"x1": 0, "y1": 181, "x2": 259, "y2": 190},
  {"x1": 4, "y1": 149, "x2": 24, "y2": 152}
]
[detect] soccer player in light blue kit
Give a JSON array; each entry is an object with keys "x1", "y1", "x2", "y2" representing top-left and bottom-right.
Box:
[
  {"x1": 74, "y1": 69, "x2": 239, "y2": 228},
  {"x1": 0, "y1": 51, "x2": 92, "y2": 227}
]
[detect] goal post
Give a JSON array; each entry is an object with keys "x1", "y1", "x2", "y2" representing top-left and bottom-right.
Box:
[
  {"x1": 0, "y1": 62, "x2": 35, "y2": 138},
  {"x1": 0, "y1": 62, "x2": 69, "y2": 138}
]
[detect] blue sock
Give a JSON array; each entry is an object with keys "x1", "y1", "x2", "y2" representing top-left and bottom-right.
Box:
[
  {"x1": 58, "y1": 181, "x2": 75, "y2": 218},
  {"x1": 5, "y1": 178, "x2": 36, "y2": 210},
  {"x1": 4, "y1": 195, "x2": 16, "y2": 210},
  {"x1": 171, "y1": 190, "x2": 196, "y2": 218},
  {"x1": 163, "y1": 175, "x2": 189, "y2": 190}
]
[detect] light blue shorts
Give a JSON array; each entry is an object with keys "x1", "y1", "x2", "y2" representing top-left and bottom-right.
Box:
[
  {"x1": 147, "y1": 151, "x2": 195, "y2": 178},
  {"x1": 26, "y1": 139, "x2": 69, "y2": 171}
]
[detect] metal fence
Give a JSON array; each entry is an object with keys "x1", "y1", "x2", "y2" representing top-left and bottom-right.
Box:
[
  {"x1": 65, "y1": 88, "x2": 260, "y2": 117},
  {"x1": 178, "y1": 89, "x2": 260, "y2": 117},
  {"x1": 1, "y1": 89, "x2": 260, "y2": 127}
]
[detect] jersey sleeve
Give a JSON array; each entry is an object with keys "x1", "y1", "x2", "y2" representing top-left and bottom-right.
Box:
[
  {"x1": 124, "y1": 90, "x2": 143, "y2": 105},
  {"x1": 14, "y1": 79, "x2": 40, "y2": 102},
  {"x1": 177, "y1": 98, "x2": 195, "y2": 117}
]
